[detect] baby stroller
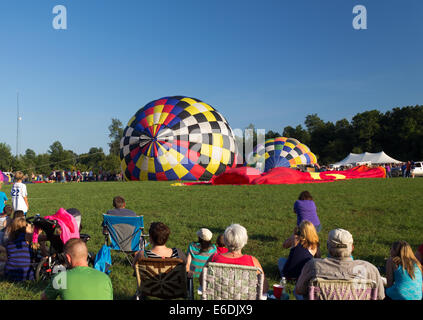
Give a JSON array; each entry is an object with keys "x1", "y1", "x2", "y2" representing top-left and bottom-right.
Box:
[{"x1": 27, "y1": 209, "x2": 94, "y2": 282}]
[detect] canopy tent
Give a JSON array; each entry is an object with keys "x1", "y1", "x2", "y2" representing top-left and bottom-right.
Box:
[{"x1": 332, "y1": 151, "x2": 402, "y2": 167}]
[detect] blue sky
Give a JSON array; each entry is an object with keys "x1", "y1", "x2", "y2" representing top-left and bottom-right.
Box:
[{"x1": 0, "y1": 0, "x2": 422, "y2": 155}]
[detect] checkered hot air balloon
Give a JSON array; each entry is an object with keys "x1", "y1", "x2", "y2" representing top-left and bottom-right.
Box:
[
  {"x1": 120, "y1": 96, "x2": 238, "y2": 181},
  {"x1": 249, "y1": 137, "x2": 317, "y2": 172}
]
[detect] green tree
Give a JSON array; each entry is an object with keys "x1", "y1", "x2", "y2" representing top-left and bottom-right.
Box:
[
  {"x1": 351, "y1": 110, "x2": 383, "y2": 152},
  {"x1": 0, "y1": 143, "x2": 13, "y2": 171},
  {"x1": 108, "y1": 118, "x2": 124, "y2": 156},
  {"x1": 100, "y1": 154, "x2": 121, "y2": 174},
  {"x1": 282, "y1": 125, "x2": 310, "y2": 145},
  {"x1": 77, "y1": 147, "x2": 106, "y2": 172},
  {"x1": 265, "y1": 130, "x2": 280, "y2": 140},
  {"x1": 48, "y1": 141, "x2": 75, "y2": 170}
]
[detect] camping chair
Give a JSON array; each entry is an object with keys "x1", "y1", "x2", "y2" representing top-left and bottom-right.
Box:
[
  {"x1": 307, "y1": 277, "x2": 378, "y2": 300},
  {"x1": 200, "y1": 262, "x2": 265, "y2": 300},
  {"x1": 102, "y1": 214, "x2": 147, "y2": 264},
  {"x1": 134, "y1": 257, "x2": 194, "y2": 300}
]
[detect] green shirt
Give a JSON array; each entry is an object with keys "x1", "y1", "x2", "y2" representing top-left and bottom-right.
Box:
[{"x1": 44, "y1": 266, "x2": 113, "y2": 300}]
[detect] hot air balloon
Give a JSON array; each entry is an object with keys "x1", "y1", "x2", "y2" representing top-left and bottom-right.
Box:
[
  {"x1": 120, "y1": 96, "x2": 238, "y2": 181},
  {"x1": 249, "y1": 137, "x2": 317, "y2": 172}
]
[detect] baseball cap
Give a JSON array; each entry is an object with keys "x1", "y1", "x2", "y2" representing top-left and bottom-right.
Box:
[
  {"x1": 197, "y1": 228, "x2": 213, "y2": 241},
  {"x1": 327, "y1": 228, "x2": 353, "y2": 248}
]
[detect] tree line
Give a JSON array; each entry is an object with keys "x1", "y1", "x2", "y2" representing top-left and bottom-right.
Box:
[
  {"x1": 0, "y1": 119, "x2": 124, "y2": 175},
  {"x1": 0, "y1": 105, "x2": 422, "y2": 174},
  {"x1": 265, "y1": 105, "x2": 423, "y2": 165}
]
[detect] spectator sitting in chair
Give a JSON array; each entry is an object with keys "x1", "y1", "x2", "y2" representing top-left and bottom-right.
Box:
[
  {"x1": 41, "y1": 238, "x2": 113, "y2": 300},
  {"x1": 106, "y1": 196, "x2": 137, "y2": 217},
  {"x1": 200, "y1": 224, "x2": 269, "y2": 295},
  {"x1": 133, "y1": 222, "x2": 186, "y2": 267},
  {"x1": 295, "y1": 228, "x2": 385, "y2": 300},
  {"x1": 103, "y1": 196, "x2": 137, "y2": 234}
]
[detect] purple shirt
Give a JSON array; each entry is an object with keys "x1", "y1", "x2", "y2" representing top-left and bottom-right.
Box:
[{"x1": 293, "y1": 200, "x2": 320, "y2": 227}]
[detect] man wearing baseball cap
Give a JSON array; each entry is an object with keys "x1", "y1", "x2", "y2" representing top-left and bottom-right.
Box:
[{"x1": 295, "y1": 228, "x2": 385, "y2": 299}]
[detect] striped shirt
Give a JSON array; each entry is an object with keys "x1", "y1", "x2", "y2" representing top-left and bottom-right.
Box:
[
  {"x1": 187, "y1": 242, "x2": 217, "y2": 278},
  {"x1": 144, "y1": 248, "x2": 179, "y2": 259},
  {"x1": 5, "y1": 233, "x2": 34, "y2": 281}
]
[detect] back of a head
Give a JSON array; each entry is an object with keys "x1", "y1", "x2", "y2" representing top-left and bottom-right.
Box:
[
  {"x1": 391, "y1": 241, "x2": 422, "y2": 280},
  {"x1": 14, "y1": 171, "x2": 24, "y2": 181},
  {"x1": 8, "y1": 217, "x2": 27, "y2": 242},
  {"x1": 113, "y1": 196, "x2": 126, "y2": 209},
  {"x1": 298, "y1": 220, "x2": 319, "y2": 250},
  {"x1": 196, "y1": 228, "x2": 213, "y2": 251},
  {"x1": 224, "y1": 224, "x2": 248, "y2": 252},
  {"x1": 327, "y1": 228, "x2": 353, "y2": 258},
  {"x1": 299, "y1": 191, "x2": 313, "y2": 201},
  {"x1": 13, "y1": 210, "x2": 25, "y2": 219},
  {"x1": 216, "y1": 234, "x2": 225, "y2": 248},
  {"x1": 3, "y1": 205, "x2": 13, "y2": 216},
  {"x1": 149, "y1": 222, "x2": 170, "y2": 246},
  {"x1": 64, "y1": 238, "x2": 88, "y2": 264}
]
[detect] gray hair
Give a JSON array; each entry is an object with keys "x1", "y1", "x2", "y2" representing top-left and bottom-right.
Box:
[{"x1": 224, "y1": 224, "x2": 248, "y2": 252}]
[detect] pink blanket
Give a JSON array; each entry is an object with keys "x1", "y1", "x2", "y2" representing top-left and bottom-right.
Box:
[{"x1": 32, "y1": 208, "x2": 80, "y2": 244}]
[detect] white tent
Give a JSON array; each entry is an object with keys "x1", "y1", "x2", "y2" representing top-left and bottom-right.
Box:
[{"x1": 332, "y1": 151, "x2": 402, "y2": 167}]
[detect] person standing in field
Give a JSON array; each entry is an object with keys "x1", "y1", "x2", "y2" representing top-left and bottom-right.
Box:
[
  {"x1": 0, "y1": 182, "x2": 8, "y2": 214},
  {"x1": 11, "y1": 171, "x2": 29, "y2": 216}
]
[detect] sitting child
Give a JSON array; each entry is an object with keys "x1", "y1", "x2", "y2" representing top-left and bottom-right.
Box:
[
  {"x1": 4, "y1": 217, "x2": 34, "y2": 281},
  {"x1": 186, "y1": 228, "x2": 217, "y2": 278},
  {"x1": 216, "y1": 233, "x2": 228, "y2": 254}
]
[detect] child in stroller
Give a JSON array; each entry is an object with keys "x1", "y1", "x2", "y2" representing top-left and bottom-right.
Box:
[{"x1": 27, "y1": 208, "x2": 93, "y2": 281}]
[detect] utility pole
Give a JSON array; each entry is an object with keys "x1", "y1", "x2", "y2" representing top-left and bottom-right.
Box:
[{"x1": 16, "y1": 91, "x2": 20, "y2": 158}]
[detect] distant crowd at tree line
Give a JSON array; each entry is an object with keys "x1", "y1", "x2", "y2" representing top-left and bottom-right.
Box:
[
  {"x1": 326, "y1": 160, "x2": 418, "y2": 177},
  {"x1": 18, "y1": 170, "x2": 124, "y2": 183}
]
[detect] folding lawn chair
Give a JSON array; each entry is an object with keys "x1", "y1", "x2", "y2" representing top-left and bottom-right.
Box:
[
  {"x1": 307, "y1": 277, "x2": 378, "y2": 300},
  {"x1": 134, "y1": 257, "x2": 194, "y2": 300},
  {"x1": 102, "y1": 214, "x2": 147, "y2": 264},
  {"x1": 201, "y1": 262, "x2": 264, "y2": 300}
]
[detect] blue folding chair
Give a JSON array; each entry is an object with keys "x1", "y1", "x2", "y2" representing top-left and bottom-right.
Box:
[{"x1": 102, "y1": 214, "x2": 148, "y2": 264}]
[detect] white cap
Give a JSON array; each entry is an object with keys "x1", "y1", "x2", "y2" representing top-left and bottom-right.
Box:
[
  {"x1": 327, "y1": 228, "x2": 353, "y2": 249},
  {"x1": 197, "y1": 228, "x2": 213, "y2": 241}
]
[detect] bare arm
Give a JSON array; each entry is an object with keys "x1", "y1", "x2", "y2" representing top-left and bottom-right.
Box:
[
  {"x1": 252, "y1": 256, "x2": 268, "y2": 294},
  {"x1": 283, "y1": 233, "x2": 299, "y2": 249},
  {"x1": 186, "y1": 253, "x2": 192, "y2": 273},
  {"x1": 24, "y1": 196, "x2": 29, "y2": 211}
]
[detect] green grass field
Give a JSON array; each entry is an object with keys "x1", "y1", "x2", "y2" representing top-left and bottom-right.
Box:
[{"x1": 0, "y1": 178, "x2": 422, "y2": 300}]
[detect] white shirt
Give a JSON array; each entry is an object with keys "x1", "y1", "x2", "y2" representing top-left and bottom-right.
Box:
[{"x1": 11, "y1": 182, "x2": 28, "y2": 212}]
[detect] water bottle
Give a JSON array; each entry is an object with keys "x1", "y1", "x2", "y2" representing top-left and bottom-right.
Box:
[{"x1": 280, "y1": 277, "x2": 287, "y2": 299}]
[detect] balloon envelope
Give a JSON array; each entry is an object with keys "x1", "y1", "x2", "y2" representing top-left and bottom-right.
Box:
[
  {"x1": 120, "y1": 96, "x2": 238, "y2": 181},
  {"x1": 248, "y1": 137, "x2": 317, "y2": 172}
]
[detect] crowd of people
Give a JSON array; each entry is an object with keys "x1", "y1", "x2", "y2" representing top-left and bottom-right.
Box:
[
  {"x1": 4, "y1": 170, "x2": 124, "y2": 184},
  {"x1": 0, "y1": 171, "x2": 422, "y2": 301}
]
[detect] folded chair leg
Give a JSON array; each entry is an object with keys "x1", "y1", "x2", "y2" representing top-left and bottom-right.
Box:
[{"x1": 187, "y1": 276, "x2": 194, "y2": 300}]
